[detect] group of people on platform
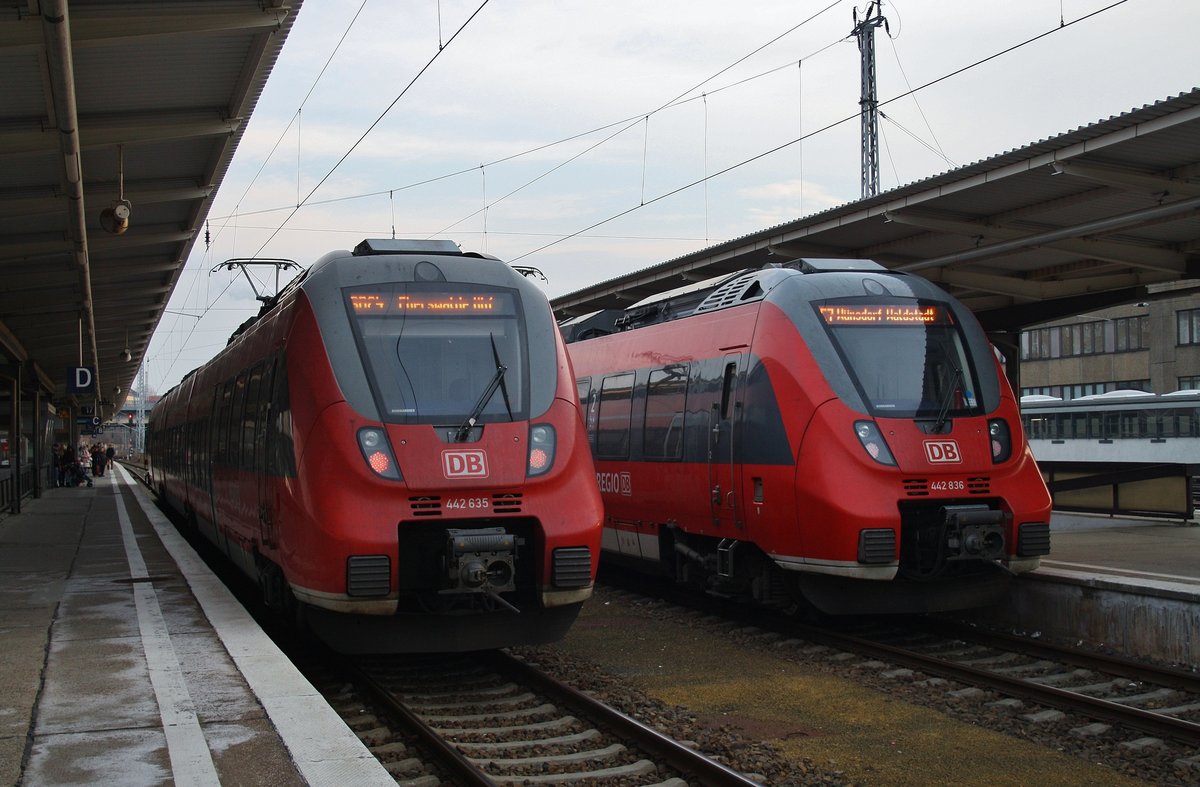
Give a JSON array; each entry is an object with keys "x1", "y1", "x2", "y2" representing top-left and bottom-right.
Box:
[{"x1": 51, "y1": 442, "x2": 115, "y2": 488}]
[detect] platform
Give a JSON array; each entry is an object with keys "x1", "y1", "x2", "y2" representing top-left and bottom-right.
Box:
[
  {"x1": 0, "y1": 464, "x2": 392, "y2": 787},
  {"x1": 958, "y1": 511, "x2": 1200, "y2": 666}
]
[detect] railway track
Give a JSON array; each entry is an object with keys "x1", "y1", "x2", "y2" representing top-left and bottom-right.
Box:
[
  {"x1": 811, "y1": 618, "x2": 1200, "y2": 749},
  {"x1": 597, "y1": 578, "x2": 1200, "y2": 778},
  {"x1": 326, "y1": 649, "x2": 762, "y2": 786}
]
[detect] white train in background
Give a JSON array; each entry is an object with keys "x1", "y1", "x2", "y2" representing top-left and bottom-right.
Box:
[{"x1": 1020, "y1": 389, "x2": 1200, "y2": 464}]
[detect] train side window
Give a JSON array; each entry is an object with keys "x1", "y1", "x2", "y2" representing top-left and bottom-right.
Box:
[
  {"x1": 269, "y1": 353, "x2": 296, "y2": 477},
  {"x1": 230, "y1": 372, "x2": 248, "y2": 469},
  {"x1": 575, "y1": 377, "x2": 591, "y2": 425},
  {"x1": 214, "y1": 380, "x2": 233, "y2": 464},
  {"x1": 644, "y1": 365, "x2": 688, "y2": 460},
  {"x1": 242, "y1": 363, "x2": 263, "y2": 470},
  {"x1": 596, "y1": 372, "x2": 634, "y2": 459},
  {"x1": 255, "y1": 362, "x2": 274, "y2": 473},
  {"x1": 719, "y1": 362, "x2": 736, "y2": 420}
]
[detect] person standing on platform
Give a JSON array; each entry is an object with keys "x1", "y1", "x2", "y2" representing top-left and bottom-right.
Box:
[
  {"x1": 105, "y1": 443, "x2": 115, "y2": 473},
  {"x1": 52, "y1": 444, "x2": 65, "y2": 487}
]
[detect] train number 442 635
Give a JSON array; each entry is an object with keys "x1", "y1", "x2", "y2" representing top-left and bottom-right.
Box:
[{"x1": 446, "y1": 497, "x2": 490, "y2": 510}]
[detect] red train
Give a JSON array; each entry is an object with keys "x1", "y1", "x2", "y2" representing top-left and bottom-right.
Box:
[
  {"x1": 562, "y1": 258, "x2": 1052, "y2": 614},
  {"x1": 148, "y1": 239, "x2": 602, "y2": 652}
]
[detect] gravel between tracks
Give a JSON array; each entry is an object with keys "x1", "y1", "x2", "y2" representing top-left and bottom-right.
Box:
[{"x1": 515, "y1": 585, "x2": 1185, "y2": 786}]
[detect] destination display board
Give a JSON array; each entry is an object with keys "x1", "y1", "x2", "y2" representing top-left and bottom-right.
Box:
[
  {"x1": 347, "y1": 291, "x2": 515, "y2": 315},
  {"x1": 817, "y1": 303, "x2": 947, "y2": 326}
]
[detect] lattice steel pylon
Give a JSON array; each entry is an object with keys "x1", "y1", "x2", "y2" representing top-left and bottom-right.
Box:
[{"x1": 852, "y1": 1, "x2": 888, "y2": 198}]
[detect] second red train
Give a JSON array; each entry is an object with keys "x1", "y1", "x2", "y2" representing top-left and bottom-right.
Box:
[{"x1": 562, "y1": 258, "x2": 1052, "y2": 614}]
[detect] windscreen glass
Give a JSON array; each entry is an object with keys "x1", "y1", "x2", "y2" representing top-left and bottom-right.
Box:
[
  {"x1": 344, "y1": 284, "x2": 527, "y2": 424},
  {"x1": 817, "y1": 300, "x2": 980, "y2": 419}
]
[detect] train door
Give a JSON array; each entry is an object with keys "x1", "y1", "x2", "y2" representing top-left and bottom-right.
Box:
[{"x1": 708, "y1": 353, "x2": 743, "y2": 530}]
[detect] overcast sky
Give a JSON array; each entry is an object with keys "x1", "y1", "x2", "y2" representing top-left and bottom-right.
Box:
[{"x1": 143, "y1": 0, "x2": 1198, "y2": 394}]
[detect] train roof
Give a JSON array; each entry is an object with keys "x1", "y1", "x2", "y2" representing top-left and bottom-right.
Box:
[{"x1": 560, "y1": 257, "x2": 900, "y2": 340}]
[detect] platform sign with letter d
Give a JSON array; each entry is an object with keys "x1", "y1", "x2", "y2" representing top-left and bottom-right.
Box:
[{"x1": 67, "y1": 366, "x2": 96, "y2": 395}]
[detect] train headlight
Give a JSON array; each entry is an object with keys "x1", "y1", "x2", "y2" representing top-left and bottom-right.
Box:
[
  {"x1": 527, "y1": 423, "x2": 556, "y2": 477},
  {"x1": 357, "y1": 427, "x2": 402, "y2": 480},
  {"x1": 854, "y1": 421, "x2": 896, "y2": 466},
  {"x1": 988, "y1": 418, "x2": 1012, "y2": 464}
]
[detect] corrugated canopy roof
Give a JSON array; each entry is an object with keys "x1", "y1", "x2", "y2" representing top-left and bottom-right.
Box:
[
  {"x1": 551, "y1": 88, "x2": 1200, "y2": 335},
  {"x1": 0, "y1": 0, "x2": 300, "y2": 418}
]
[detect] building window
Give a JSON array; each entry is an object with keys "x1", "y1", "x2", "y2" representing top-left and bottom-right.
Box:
[
  {"x1": 1080, "y1": 321, "x2": 1107, "y2": 355},
  {"x1": 1113, "y1": 316, "x2": 1148, "y2": 352},
  {"x1": 1021, "y1": 328, "x2": 1052, "y2": 360},
  {"x1": 1178, "y1": 308, "x2": 1200, "y2": 345},
  {"x1": 1179, "y1": 376, "x2": 1200, "y2": 391}
]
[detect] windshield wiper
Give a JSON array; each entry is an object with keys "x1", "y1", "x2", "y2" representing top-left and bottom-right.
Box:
[
  {"x1": 932, "y1": 363, "x2": 964, "y2": 434},
  {"x1": 454, "y1": 335, "x2": 509, "y2": 443},
  {"x1": 490, "y1": 333, "x2": 513, "y2": 421},
  {"x1": 455, "y1": 365, "x2": 506, "y2": 442}
]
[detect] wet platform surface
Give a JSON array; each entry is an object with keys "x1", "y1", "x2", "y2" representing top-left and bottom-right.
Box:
[{"x1": 0, "y1": 465, "x2": 391, "y2": 786}]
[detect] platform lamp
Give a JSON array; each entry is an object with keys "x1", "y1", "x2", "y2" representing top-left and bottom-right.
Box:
[{"x1": 120, "y1": 330, "x2": 132, "y2": 363}]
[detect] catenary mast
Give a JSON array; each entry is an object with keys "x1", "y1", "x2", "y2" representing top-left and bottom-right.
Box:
[{"x1": 852, "y1": 1, "x2": 888, "y2": 198}]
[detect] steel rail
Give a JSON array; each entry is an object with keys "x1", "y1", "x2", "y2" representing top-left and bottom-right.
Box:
[
  {"x1": 488, "y1": 650, "x2": 763, "y2": 787},
  {"x1": 795, "y1": 623, "x2": 1200, "y2": 746},
  {"x1": 923, "y1": 619, "x2": 1200, "y2": 693},
  {"x1": 348, "y1": 661, "x2": 495, "y2": 787}
]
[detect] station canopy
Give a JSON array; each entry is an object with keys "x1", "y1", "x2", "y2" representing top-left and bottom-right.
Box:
[
  {"x1": 551, "y1": 89, "x2": 1200, "y2": 335},
  {"x1": 0, "y1": 0, "x2": 300, "y2": 417}
]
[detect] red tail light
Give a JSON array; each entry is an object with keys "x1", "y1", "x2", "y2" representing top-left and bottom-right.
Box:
[{"x1": 357, "y1": 428, "x2": 402, "y2": 480}]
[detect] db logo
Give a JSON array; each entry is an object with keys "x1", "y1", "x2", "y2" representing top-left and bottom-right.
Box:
[
  {"x1": 442, "y1": 450, "x2": 489, "y2": 478},
  {"x1": 923, "y1": 440, "x2": 962, "y2": 464}
]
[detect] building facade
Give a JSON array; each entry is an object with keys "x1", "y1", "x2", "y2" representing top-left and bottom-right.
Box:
[{"x1": 1018, "y1": 286, "x2": 1200, "y2": 399}]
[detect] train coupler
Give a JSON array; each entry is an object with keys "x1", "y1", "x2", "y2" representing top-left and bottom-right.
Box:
[
  {"x1": 443, "y1": 527, "x2": 517, "y2": 595},
  {"x1": 940, "y1": 504, "x2": 1006, "y2": 562}
]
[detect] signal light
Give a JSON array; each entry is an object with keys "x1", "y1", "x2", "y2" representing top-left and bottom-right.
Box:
[
  {"x1": 854, "y1": 421, "x2": 896, "y2": 466},
  {"x1": 988, "y1": 418, "x2": 1012, "y2": 463},
  {"x1": 527, "y1": 424, "x2": 555, "y2": 477},
  {"x1": 357, "y1": 427, "x2": 401, "y2": 480},
  {"x1": 366, "y1": 451, "x2": 391, "y2": 474}
]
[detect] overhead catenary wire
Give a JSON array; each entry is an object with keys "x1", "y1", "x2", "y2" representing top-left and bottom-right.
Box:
[
  {"x1": 506, "y1": 0, "x2": 1132, "y2": 263},
  {"x1": 205, "y1": 33, "x2": 849, "y2": 227},
  {"x1": 251, "y1": 0, "x2": 494, "y2": 257},
  {"x1": 152, "y1": 0, "x2": 1135, "y2": 393},
  {"x1": 150, "y1": 1, "x2": 488, "y2": 393}
]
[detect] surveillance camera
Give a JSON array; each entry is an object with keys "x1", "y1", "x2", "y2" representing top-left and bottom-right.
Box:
[{"x1": 100, "y1": 200, "x2": 131, "y2": 235}]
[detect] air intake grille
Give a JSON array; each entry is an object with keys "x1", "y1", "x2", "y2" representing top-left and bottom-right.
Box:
[
  {"x1": 693, "y1": 271, "x2": 764, "y2": 314},
  {"x1": 857, "y1": 529, "x2": 896, "y2": 564},
  {"x1": 409, "y1": 496, "x2": 441, "y2": 517},
  {"x1": 903, "y1": 479, "x2": 930, "y2": 496},
  {"x1": 552, "y1": 547, "x2": 593, "y2": 588},
  {"x1": 1018, "y1": 522, "x2": 1051, "y2": 556},
  {"x1": 966, "y1": 477, "x2": 992, "y2": 495},
  {"x1": 492, "y1": 493, "x2": 523, "y2": 513},
  {"x1": 346, "y1": 555, "x2": 390, "y2": 597}
]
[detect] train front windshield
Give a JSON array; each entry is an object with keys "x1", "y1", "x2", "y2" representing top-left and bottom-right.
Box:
[
  {"x1": 817, "y1": 300, "x2": 980, "y2": 419},
  {"x1": 345, "y1": 284, "x2": 528, "y2": 424}
]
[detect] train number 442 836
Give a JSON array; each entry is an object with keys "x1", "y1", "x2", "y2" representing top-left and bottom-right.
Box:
[
  {"x1": 446, "y1": 497, "x2": 490, "y2": 510},
  {"x1": 929, "y1": 480, "x2": 966, "y2": 491}
]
